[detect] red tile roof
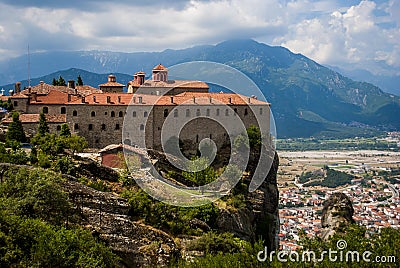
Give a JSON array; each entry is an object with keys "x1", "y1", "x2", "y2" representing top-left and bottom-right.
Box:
[
  {"x1": 20, "y1": 82, "x2": 100, "y2": 96},
  {"x1": 29, "y1": 90, "x2": 80, "y2": 104},
  {"x1": 68, "y1": 92, "x2": 268, "y2": 106},
  {"x1": 2, "y1": 113, "x2": 66, "y2": 124},
  {"x1": 135, "y1": 80, "x2": 209, "y2": 89},
  {"x1": 153, "y1": 64, "x2": 167, "y2": 70},
  {"x1": 99, "y1": 82, "x2": 125, "y2": 87}
]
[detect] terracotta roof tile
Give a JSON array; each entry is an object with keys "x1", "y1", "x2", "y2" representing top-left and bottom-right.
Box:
[
  {"x1": 2, "y1": 113, "x2": 66, "y2": 124},
  {"x1": 133, "y1": 80, "x2": 209, "y2": 89},
  {"x1": 29, "y1": 90, "x2": 80, "y2": 104},
  {"x1": 68, "y1": 92, "x2": 268, "y2": 106},
  {"x1": 153, "y1": 64, "x2": 167, "y2": 70},
  {"x1": 99, "y1": 82, "x2": 125, "y2": 87}
]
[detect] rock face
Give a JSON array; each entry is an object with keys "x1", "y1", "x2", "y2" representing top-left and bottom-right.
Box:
[
  {"x1": 216, "y1": 151, "x2": 280, "y2": 251},
  {"x1": 62, "y1": 179, "x2": 179, "y2": 267},
  {"x1": 321, "y1": 192, "x2": 355, "y2": 241}
]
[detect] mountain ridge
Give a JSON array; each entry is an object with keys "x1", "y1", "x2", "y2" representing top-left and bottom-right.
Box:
[{"x1": 1, "y1": 39, "x2": 399, "y2": 138}]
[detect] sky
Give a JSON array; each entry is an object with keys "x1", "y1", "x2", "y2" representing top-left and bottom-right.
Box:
[{"x1": 0, "y1": 0, "x2": 399, "y2": 76}]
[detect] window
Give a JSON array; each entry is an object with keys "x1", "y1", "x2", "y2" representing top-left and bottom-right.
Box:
[
  {"x1": 13, "y1": 101, "x2": 18, "y2": 107},
  {"x1": 244, "y1": 108, "x2": 248, "y2": 116},
  {"x1": 234, "y1": 108, "x2": 238, "y2": 115},
  {"x1": 164, "y1": 109, "x2": 169, "y2": 118},
  {"x1": 43, "y1": 107, "x2": 49, "y2": 114},
  {"x1": 225, "y1": 109, "x2": 229, "y2": 116},
  {"x1": 140, "y1": 124, "x2": 144, "y2": 131},
  {"x1": 115, "y1": 124, "x2": 120, "y2": 130},
  {"x1": 74, "y1": 123, "x2": 79, "y2": 130},
  {"x1": 95, "y1": 139, "x2": 99, "y2": 144},
  {"x1": 88, "y1": 124, "x2": 93, "y2": 131},
  {"x1": 61, "y1": 107, "x2": 66, "y2": 114},
  {"x1": 186, "y1": 109, "x2": 190, "y2": 117},
  {"x1": 132, "y1": 111, "x2": 137, "y2": 117},
  {"x1": 216, "y1": 109, "x2": 220, "y2": 116},
  {"x1": 144, "y1": 111, "x2": 148, "y2": 117},
  {"x1": 104, "y1": 111, "x2": 108, "y2": 115},
  {"x1": 56, "y1": 125, "x2": 61, "y2": 131},
  {"x1": 196, "y1": 109, "x2": 201, "y2": 116},
  {"x1": 111, "y1": 111, "x2": 115, "y2": 117},
  {"x1": 206, "y1": 109, "x2": 210, "y2": 116},
  {"x1": 196, "y1": 134, "x2": 199, "y2": 143},
  {"x1": 73, "y1": 110, "x2": 77, "y2": 116},
  {"x1": 260, "y1": 108, "x2": 263, "y2": 115},
  {"x1": 101, "y1": 124, "x2": 106, "y2": 130},
  {"x1": 209, "y1": 134, "x2": 212, "y2": 139},
  {"x1": 118, "y1": 111, "x2": 123, "y2": 117},
  {"x1": 91, "y1": 111, "x2": 96, "y2": 117},
  {"x1": 174, "y1": 109, "x2": 178, "y2": 117}
]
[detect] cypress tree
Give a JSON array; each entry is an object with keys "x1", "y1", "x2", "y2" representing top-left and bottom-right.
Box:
[
  {"x1": 58, "y1": 76, "x2": 66, "y2": 87},
  {"x1": 38, "y1": 112, "x2": 49, "y2": 136},
  {"x1": 59, "y1": 123, "x2": 71, "y2": 137},
  {"x1": 5, "y1": 112, "x2": 26, "y2": 143},
  {"x1": 77, "y1": 75, "x2": 83, "y2": 86}
]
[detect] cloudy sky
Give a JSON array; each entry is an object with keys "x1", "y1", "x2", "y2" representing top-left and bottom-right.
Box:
[{"x1": 0, "y1": 0, "x2": 398, "y2": 75}]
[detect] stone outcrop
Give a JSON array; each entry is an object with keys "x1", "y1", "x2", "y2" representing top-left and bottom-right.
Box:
[
  {"x1": 216, "y1": 151, "x2": 280, "y2": 251},
  {"x1": 62, "y1": 179, "x2": 179, "y2": 267},
  {"x1": 320, "y1": 192, "x2": 355, "y2": 241}
]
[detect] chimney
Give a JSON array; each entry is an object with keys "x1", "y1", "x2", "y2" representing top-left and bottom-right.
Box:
[
  {"x1": 68, "y1": 80, "x2": 75, "y2": 89},
  {"x1": 248, "y1": 97, "x2": 251, "y2": 104},
  {"x1": 81, "y1": 97, "x2": 85, "y2": 103},
  {"x1": 137, "y1": 72, "x2": 145, "y2": 85},
  {"x1": 107, "y1": 96, "x2": 111, "y2": 103},
  {"x1": 228, "y1": 97, "x2": 232, "y2": 104},
  {"x1": 28, "y1": 87, "x2": 31, "y2": 93},
  {"x1": 15, "y1": 82, "x2": 21, "y2": 94},
  {"x1": 193, "y1": 96, "x2": 196, "y2": 103},
  {"x1": 68, "y1": 94, "x2": 71, "y2": 102},
  {"x1": 40, "y1": 81, "x2": 44, "y2": 91},
  {"x1": 133, "y1": 97, "x2": 136, "y2": 103},
  {"x1": 9, "y1": 90, "x2": 14, "y2": 96},
  {"x1": 138, "y1": 96, "x2": 142, "y2": 104},
  {"x1": 170, "y1": 96, "x2": 174, "y2": 103},
  {"x1": 93, "y1": 96, "x2": 96, "y2": 103},
  {"x1": 31, "y1": 92, "x2": 37, "y2": 102},
  {"x1": 209, "y1": 96, "x2": 212, "y2": 103},
  {"x1": 156, "y1": 90, "x2": 160, "y2": 96},
  {"x1": 118, "y1": 96, "x2": 121, "y2": 103}
]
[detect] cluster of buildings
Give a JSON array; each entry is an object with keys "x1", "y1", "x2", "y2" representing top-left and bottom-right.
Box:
[
  {"x1": 1, "y1": 64, "x2": 270, "y2": 150},
  {"x1": 279, "y1": 179, "x2": 400, "y2": 250}
]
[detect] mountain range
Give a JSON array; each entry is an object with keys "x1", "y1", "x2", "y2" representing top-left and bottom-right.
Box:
[{"x1": 1, "y1": 39, "x2": 399, "y2": 138}]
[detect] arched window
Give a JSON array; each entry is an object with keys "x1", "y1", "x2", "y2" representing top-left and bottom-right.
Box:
[
  {"x1": 174, "y1": 109, "x2": 178, "y2": 117},
  {"x1": 73, "y1": 110, "x2": 77, "y2": 116},
  {"x1": 164, "y1": 109, "x2": 169, "y2": 118},
  {"x1": 144, "y1": 111, "x2": 148, "y2": 117},
  {"x1": 225, "y1": 109, "x2": 229, "y2": 116},
  {"x1": 132, "y1": 111, "x2": 136, "y2": 117},
  {"x1": 74, "y1": 123, "x2": 79, "y2": 130},
  {"x1": 111, "y1": 111, "x2": 115, "y2": 117},
  {"x1": 196, "y1": 134, "x2": 199, "y2": 143},
  {"x1": 56, "y1": 125, "x2": 61, "y2": 131},
  {"x1": 115, "y1": 124, "x2": 120, "y2": 130},
  {"x1": 91, "y1": 111, "x2": 96, "y2": 117},
  {"x1": 196, "y1": 109, "x2": 201, "y2": 116},
  {"x1": 88, "y1": 124, "x2": 93, "y2": 131},
  {"x1": 118, "y1": 111, "x2": 123, "y2": 117},
  {"x1": 259, "y1": 108, "x2": 263, "y2": 115},
  {"x1": 101, "y1": 124, "x2": 106, "y2": 130},
  {"x1": 186, "y1": 109, "x2": 190, "y2": 117},
  {"x1": 216, "y1": 109, "x2": 220, "y2": 116},
  {"x1": 244, "y1": 108, "x2": 248, "y2": 116},
  {"x1": 140, "y1": 124, "x2": 144, "y2": 131},
  {"x1": 43, "y1": 107, "x2": 49, "y2": 114},
  {"x1": 60, "y1": 107, "x2": 66, "y2": 114}
]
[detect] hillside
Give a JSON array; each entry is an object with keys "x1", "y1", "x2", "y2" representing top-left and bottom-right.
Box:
[{"x1": 1, "y1": 39, "x2": 399, "y2": 138}]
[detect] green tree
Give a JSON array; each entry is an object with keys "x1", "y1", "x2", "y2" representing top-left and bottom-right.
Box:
[
  {"x1": 77, "y1": 75, "x2": 83, "y2": 86},
  {"x1": 247, "y1": 125, "x2": 261, "y2": 148},
  {"x1": 52, "y1": 78, "x2": 58, "y2": 86},
  {"x1": 182, "y1": 157, "x2": 218, "y2": 186},
  {"x1": 58, "y1": 76, "x2": 66, "y2": 87},
  {"x1": 59, "y1": 123, "x2": 71, "y2": 137},
  {"x1": 5, "y1": 111, "x2": 26, "y2": 143},
  {"x1": 62, "y1": 135, "x2": 88, "y2": 156},
  {"x1": 38, "y1": 112, "x2": 49, "y2": 136}
]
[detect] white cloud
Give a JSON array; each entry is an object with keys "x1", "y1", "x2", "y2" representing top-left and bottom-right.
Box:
[{"x1": 0, "y1": 0, "x2": 398, "y2": 75}]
